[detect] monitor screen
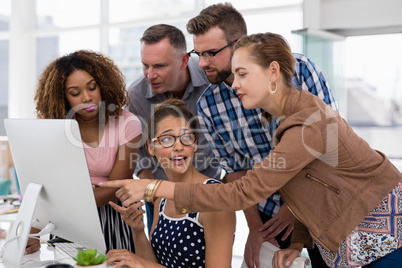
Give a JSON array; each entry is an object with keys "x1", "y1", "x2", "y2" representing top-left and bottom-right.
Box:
[{"x1": 3, "y1": 119, "x2": 106, "y2": 266}]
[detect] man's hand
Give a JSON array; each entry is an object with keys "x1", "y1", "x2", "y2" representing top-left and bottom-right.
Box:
[
  {"x1": 272, "y1": 243, "x2": 303, "y2": 268},
  {"x1": 244, "y1": 216, "x2": 280, "y2": 268},
  {"x1": 260, "y1": 204, "x2": 294, "y2": 242},
  {"x1": 225, "y1": 170, "x2": 280, "y2": 268}
]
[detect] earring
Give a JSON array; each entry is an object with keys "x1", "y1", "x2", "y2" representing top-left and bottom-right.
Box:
[{"x1": 268, "y1": 81, "x2": 277, "y2": 95}]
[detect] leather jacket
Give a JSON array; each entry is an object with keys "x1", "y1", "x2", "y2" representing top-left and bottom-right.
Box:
[{"x1": 174, "y1": 89, "x2": 401, "y2": 251}]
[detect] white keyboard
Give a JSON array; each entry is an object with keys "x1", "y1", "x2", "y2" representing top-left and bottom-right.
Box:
[
  {"x1": 54, "y1": 242, "x2": 87, "y2": 258},
  {"x1": 54, "y1": 243, "x2": 116, "y2": 267}
]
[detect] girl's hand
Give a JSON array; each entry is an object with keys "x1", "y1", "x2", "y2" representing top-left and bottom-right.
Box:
[
  {"x1": 106, "y1": 249, "x2": 149, "y2": 268},
  {"x1": 108, "y1": 201, "x2": 145, "y2": 231}
]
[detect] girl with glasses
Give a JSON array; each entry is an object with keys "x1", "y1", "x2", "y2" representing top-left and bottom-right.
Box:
[{"x1": 106, "y1": 99, "x2": 235, "y2": 268}]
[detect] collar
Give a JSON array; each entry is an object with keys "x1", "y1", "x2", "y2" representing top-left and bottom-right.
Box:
[
  {"x1": 144, "y1": 60, "x2": 207, "y2": 100},
  {"x1": 282, "y1": 88, "x2": 301, "y2": 118}
]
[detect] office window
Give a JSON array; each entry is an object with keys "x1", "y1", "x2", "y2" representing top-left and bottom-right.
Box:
[
  {"x1": 205, "y1": 0, "x2": 302, "y2": 10},
  {"x1": 0, "y1": 0, "x2": 10, "y2": 135},
  {"x1": 344, "y1": 34, "x2": 402, "y2": 160},
  {"x1": 109, "y1": 0, "x2": 196, "y2": 23},
  {"x1": 36, "y1": 0, "x2": 100, "y2": 29},
  {"x1": 245, "y1": 9, "x2": 303, "y2": 52},
  {"x1": 4, "y1": 0, "x2": 304, "y2": 122},
  {"x1": 109, "y1": 26, "x2": 146, "y2": 84},
  {"x1": 36, "y1": 30, "x2": 100, "y2": 77},
  {"x1": 0, "y1": 0, "x2": 10, "y2": 32},
  {"x1": 108, "y1": 22, "x2": 188, "y2": 84},
  {"x1": 0, "y1": 40, "x2": 8, "y2": 136}
]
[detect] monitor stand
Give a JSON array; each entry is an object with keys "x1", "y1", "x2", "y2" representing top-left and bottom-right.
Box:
[{"x1": 2, "y1": 182, "x2": 43, "y2": 268}]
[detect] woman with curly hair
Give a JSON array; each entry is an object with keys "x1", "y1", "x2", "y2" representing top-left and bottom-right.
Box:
[{"x1": 26, "y1": 50, "x2": 142, "y2": 254}]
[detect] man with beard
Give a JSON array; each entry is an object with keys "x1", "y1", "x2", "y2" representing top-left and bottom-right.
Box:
[
  {"x1": 127, "y1": 24, "x2": 221, "y2": 233},
  {"x1": 187, "y1": 3, "x2": 337, "y2": 268}
]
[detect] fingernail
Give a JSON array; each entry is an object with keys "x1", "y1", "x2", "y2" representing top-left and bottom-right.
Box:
[{"x1": 286, "y1": 261, "x2": 290, "y2": 266}]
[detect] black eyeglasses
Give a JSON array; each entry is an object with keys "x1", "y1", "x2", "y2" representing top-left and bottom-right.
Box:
[
  {"x1": 151, "y1": 133, "x2": 197, "y2": 148},
  {"x1": 187, "y1": 39, "x2": 238, "y2": 64}
]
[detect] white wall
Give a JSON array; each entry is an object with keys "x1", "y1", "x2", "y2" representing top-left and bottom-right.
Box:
[
  {"x1": 304, "y1": 0, "x2": 402, "y2": 36},
  {"x1": 9, "y1": 0, "x2": 36, "y2": 118}
]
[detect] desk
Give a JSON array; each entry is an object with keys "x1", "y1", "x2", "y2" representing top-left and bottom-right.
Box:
[
  {"x1": 0, "y1": 213, "x2": 17, "y2": 243},
  {"x1": 1, "y1": 213, "x2": 73, "y2": 268},
  {"x1": 0, "y1": 244, "x2": 74, "y2": 268}
]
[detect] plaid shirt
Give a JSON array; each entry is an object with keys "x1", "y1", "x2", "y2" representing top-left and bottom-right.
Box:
[{"x1": 197, "y1": 53, "x2": 338, "y2": 217}]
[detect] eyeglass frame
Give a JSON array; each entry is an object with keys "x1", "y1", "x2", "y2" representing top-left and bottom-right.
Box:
[
  {"x1": 151, "y1": 133, "x2": 198, "y2": 148},
  {"x1": 187, "y1": 39, "x2": 238, "y2": 64}
]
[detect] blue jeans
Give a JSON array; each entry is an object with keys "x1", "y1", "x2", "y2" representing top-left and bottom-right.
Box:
[{"x1": 363, "y1": 247, "x2": 402, "y2": 268}]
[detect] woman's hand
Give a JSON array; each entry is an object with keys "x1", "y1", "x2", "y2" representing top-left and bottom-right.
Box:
[
  {"x1": 272, "y1": 243, "x2": 303, "y2": 268},
  {"x1": 99, "y1": 179, "x2": 150, "y2": 207},
  {"x1": 106, "y1": 249, "x2": 161, "y2": 268},
  {"x1": 25, "y1": 237, "x2": 40, "y2": 254},
  {"x1": 109, "y1": 201, "x2": 145, "y2": 231},
  {"x1": 100, "y1": 179, "x2": 175, "y2": 207},
  {"x1": 25, "y1": 227, "x2": 41, "y2": 254}
]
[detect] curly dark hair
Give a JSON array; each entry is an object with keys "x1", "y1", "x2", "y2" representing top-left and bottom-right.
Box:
[{"x1": 34, "y1": 50, "x2": 128, "y2": 120}]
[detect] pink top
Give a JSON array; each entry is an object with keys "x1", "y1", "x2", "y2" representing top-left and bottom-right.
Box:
[{"x1": 83, "y1": 110, "x2": 142, "y2": 184}]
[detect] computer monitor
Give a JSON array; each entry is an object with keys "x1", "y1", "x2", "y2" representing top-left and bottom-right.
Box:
[{"x1": 3, "y1": 119, "x2": 106, "y2": 267}]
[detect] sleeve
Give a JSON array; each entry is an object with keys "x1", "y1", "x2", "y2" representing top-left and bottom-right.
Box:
[
  {"x1": 118, "y1": 110, "x2": 142, "y2": 146},
  {"x1": 126, "y1": 110, "x2": 156, "y2": 178},
  {"x1": 126, "y1": 88, "x2": 152, "y2": 176},
  {"x1": 293, "y1": 53, "x2": 338, "y2": 111},
  {"x1": 174, "y1": 121, "x2": 325, "y2": 214},
  {"x1": 196, "y1": 96, "x2": 245, "y2": 174},
  {"x1": 291, "y1": 219, "x2": 314, "y2": 249}
]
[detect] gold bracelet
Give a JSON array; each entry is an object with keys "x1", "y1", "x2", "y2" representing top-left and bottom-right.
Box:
[
  {"x1": 144, "y1": 180, "x2": 158, "y2": 202},
  {"x1": 150, "y1": 180, "x2": 162, "y2": 202},
  {"x1": 144, "y1": 180, "x2": 163, "y2": 202}
]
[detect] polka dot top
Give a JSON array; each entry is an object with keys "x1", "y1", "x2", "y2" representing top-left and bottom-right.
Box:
[{"x1": 150, "y1": 179, "x2": 221, "y2": 268}]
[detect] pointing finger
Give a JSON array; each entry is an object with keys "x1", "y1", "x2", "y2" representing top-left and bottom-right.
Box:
[{"x1": 98, "y1": 180, "x2": 125, "y2": 188}]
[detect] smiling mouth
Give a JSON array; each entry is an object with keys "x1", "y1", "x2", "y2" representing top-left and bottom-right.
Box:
[{"x1": 170, "y1": 156, "x2": 187, "y2": 165}]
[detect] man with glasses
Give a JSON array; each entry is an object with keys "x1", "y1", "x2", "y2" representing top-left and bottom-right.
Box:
[
  {"x1": 127, "y1": 24, "x2": 220, "y2": 233},
  {"x1": 187, "y1": 3, "x2": 337, "y2": 268}
]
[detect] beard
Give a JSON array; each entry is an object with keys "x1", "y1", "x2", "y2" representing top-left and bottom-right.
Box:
[{"x1": 205, "y1": 66, "x2": 232, "y2": 84}]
